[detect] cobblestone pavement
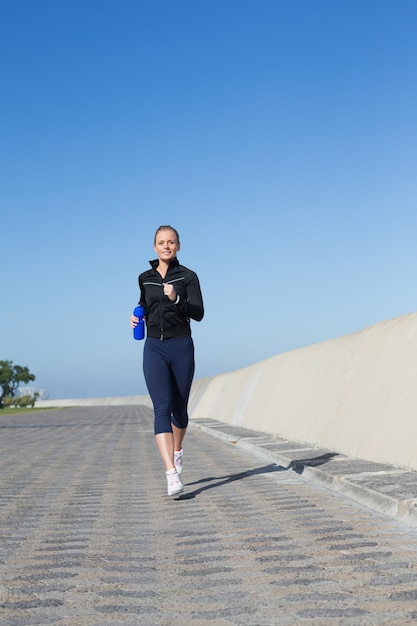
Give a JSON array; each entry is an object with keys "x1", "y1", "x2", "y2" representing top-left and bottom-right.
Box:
[{"x1": 1, "y1": 406, "x2": 417, "y2": 625}]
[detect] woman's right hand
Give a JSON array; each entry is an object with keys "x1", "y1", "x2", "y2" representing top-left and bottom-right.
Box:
[{"x1": 130, "y1": 315, "x2": 139, "y2": 328}]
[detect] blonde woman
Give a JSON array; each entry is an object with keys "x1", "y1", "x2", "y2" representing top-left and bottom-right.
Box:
[{"x1": 130, "y1": 226, "x2": 204, "y2": 496}]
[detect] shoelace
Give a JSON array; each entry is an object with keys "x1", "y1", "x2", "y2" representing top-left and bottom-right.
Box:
[{"x1": 168, "y1": 472, "x2": 180, "y2": 486}]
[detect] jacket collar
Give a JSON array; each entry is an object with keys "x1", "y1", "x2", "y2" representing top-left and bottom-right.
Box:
[{"x1": 149, "y1": 257, "x2": 180, "y2": 271}]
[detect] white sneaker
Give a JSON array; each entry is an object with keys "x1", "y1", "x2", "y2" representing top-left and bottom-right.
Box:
[
  {"x1": 174, "y1": 449, "x2": 183, "y2": 475},
  {"x1": 166, "y1": 470, "x2": 184, "y2": 496}
]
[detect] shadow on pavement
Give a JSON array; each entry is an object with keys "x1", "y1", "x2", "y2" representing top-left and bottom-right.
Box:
[
  {"x1": 178, "y1": 453, "x2": 338, "y2": 500},
  {"x1": 287, "y1": 452, "x2": 338, "y2": 474}
]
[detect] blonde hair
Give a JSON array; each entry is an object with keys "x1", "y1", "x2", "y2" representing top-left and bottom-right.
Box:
[{"x1": 154, "y1": 225, "x2": 180, "y2": 244}]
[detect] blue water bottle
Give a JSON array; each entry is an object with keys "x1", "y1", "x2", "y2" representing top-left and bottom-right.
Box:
[{"x1": 133, "y1": 306, "x2": 145, "y2": 340}]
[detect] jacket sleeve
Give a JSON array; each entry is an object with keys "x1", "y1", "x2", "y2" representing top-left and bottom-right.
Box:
[
  {"x1": 178, "y1": 271, "x2": 204, "y2": 321},
  {"x1": 138, "y1": 275, "x2": 147, "y2": 314}
]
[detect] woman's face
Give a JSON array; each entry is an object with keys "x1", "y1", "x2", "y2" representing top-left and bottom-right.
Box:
[{"x1": 154, "y1": 229, "x2": 180, "y2": 262}]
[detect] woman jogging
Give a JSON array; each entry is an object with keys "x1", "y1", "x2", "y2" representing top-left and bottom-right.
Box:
[{"x1": 130, "y1": 225, "x2": 204, "y2": 496}]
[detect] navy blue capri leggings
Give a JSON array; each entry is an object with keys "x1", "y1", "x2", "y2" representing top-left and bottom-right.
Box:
[{"x1": 143, "y1": 336, "x2": 195, "y2": 435}]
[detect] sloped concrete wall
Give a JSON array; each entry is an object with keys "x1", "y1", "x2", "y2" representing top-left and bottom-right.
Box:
[{"x1": 189, "y1": 312, "x2": 417, "y2": 472}]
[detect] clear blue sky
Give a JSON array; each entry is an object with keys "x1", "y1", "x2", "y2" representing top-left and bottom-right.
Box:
[{"x1": 1, "y1": 0, "x2": 416, "y2": 399}]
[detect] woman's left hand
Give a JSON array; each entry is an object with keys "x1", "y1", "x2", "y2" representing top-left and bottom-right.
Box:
[{"x1": 162, "y1": 283, "x2": 176, "y2": 302}]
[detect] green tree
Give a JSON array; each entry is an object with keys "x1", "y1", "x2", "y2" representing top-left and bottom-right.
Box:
[{"x1": 0, "y1": 360, "x2": 36, "y2": 408}]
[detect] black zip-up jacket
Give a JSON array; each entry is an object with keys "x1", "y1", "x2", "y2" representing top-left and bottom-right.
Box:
[{"x1": 138, "y1": 258, "x2": 204, "y2": 340}]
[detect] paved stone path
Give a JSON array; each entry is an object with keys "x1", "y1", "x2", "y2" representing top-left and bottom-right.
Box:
[{"x1": 1, "y1": 406, "x2": 417, "y2": 625}]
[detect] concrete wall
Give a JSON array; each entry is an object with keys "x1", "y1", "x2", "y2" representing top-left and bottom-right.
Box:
[
  {"x1": 189, "y1": 312, "x2": 417, "y2": 472},
  {"x1": 35, "y1": 311, "x2": 417, "y2": 472},
  {"x1": 35, "y1": 395, "x2": 152, "y2": 408}
]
